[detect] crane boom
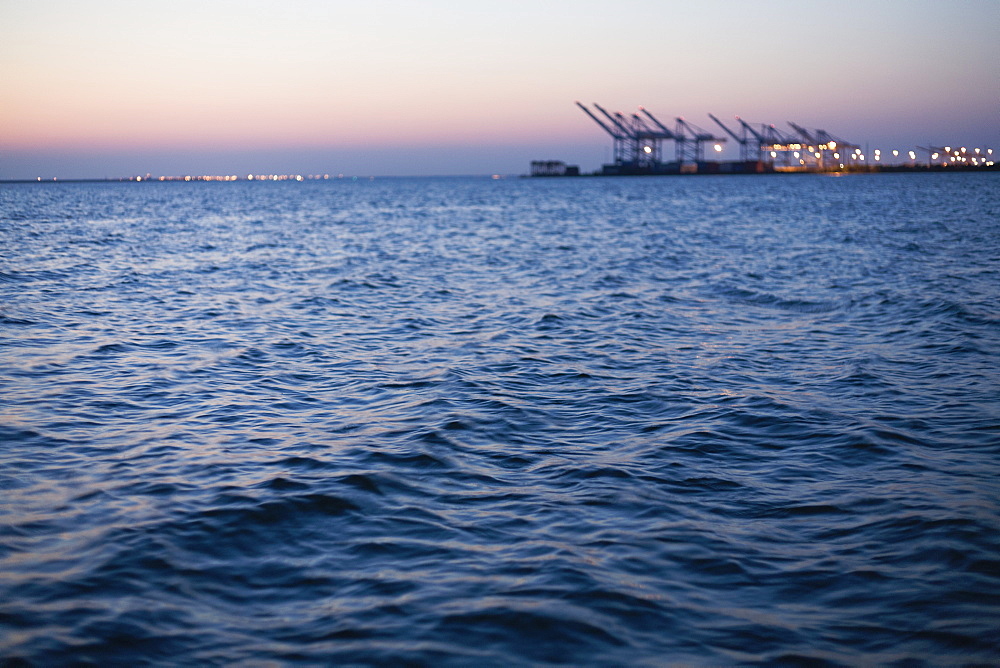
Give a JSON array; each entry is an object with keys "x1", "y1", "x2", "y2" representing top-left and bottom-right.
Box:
[
  {"x1": 639, "y1": 107, "x2": 677, "y2": 139},
  {"x1": 787, "y1": 121, "x2": 817, "y2": 145},
  {"x1": 593, "y1": 103, "x2": 635, "y2": 138},
  {"x1": 707, "y1": 113, "x2": 742, "y2": 143},
  {"x1": 736, "y1": 118, "x2": 768, "y2": 142},
  {"x1": 576, "y1": 102, "x2": 622, "y2": 138},
  {"x1": 675, "y1": 117, "x2": 721, "y2": 141}
]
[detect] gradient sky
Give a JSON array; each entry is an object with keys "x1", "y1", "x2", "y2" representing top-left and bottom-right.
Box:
[{"x1": 2, "y1": 0, "x2": 998, "y2": 178}]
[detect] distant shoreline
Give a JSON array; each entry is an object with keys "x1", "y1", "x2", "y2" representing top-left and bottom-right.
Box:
[{"x1": 3, "y1": 165, "x2": 998, "y2": 185}]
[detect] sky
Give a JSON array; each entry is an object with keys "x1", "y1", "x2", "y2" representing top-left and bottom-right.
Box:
[{"x1": 1, "y1": 0, "x2": 998, "y2": 179}]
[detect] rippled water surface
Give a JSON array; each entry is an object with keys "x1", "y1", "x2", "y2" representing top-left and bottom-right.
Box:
[{"x1": 2, "y1": 174, "x2": 999, "y2": 665}]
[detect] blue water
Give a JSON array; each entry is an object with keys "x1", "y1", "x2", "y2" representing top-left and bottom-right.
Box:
[{"x1": 2, "y1": 174, "x2": 999, "y2": 665}]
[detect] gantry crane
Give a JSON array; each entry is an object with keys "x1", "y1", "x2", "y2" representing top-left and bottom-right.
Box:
[
  {"x1": 607, "y1": 105, "x2": 675, "y2": 166},
  {"x1": 674, "y1": 117, "x2": 726, "y2": 163},
  {"x1": 708, "y1": 114, "x2": 754, "y2": 162},
  {"x1": 638, "y1": 107, "x2": 725, "y2": 164},
  {"x1": 787, "y1": 121, "x2": 859, "y2": 168},
  {"x1": 706, "y1": 113, "x2": 794, "y2": 165},
  {"x1": 576, "y1": 102, "x2": 674, "y2": 171}
]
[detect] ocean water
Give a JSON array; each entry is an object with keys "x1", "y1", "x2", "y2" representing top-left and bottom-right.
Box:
[{"x1": 1, "y1": 173, "x2": 999, "y2": 665}]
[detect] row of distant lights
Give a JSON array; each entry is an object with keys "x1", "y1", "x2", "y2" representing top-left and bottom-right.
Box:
[
  {"x1": 927, "y1": 146, "x2": 994, "y2": 167},
  {"x1": 129, "y1": 174, "x2": 352, "y2": 182},
  {"x1": 765, "y1": 142, "x2": 994, "y2": 169}
]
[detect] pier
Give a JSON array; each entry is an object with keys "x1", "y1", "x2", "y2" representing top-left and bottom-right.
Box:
[{"x1": 535, "y1": 103, "x2": 996, "y2": 176}]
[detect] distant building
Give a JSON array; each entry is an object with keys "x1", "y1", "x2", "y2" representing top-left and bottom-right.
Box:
[{"x1": 531, "y1": 160, "x2": 580, "y2": 177}]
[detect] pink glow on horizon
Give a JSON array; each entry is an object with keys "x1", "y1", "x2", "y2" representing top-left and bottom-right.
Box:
[{"x1": 2, "y1": 0, "x2": 997, "y2": 178}]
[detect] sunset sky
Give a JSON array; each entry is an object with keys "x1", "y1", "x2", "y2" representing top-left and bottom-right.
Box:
[{"x1": 2, "y1": 0, "x2": 998, "y2": 178}]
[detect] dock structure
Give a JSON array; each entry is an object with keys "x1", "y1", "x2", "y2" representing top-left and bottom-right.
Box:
[
  {"x1": 531, "y1": 160, "x2": 579, "y2": 177},
  {"x1": 530, "y1": 102, "x2": 995, "y2": 176},
  {"x1": 575, "y1": 102, "x2": 868, "y2": 175},
  {"x1": 574, "y1": 102, "x2": 674, "y2": 173},
  {"x1": 576, "y1": 102, "x2": 731, "y2": 174}
]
